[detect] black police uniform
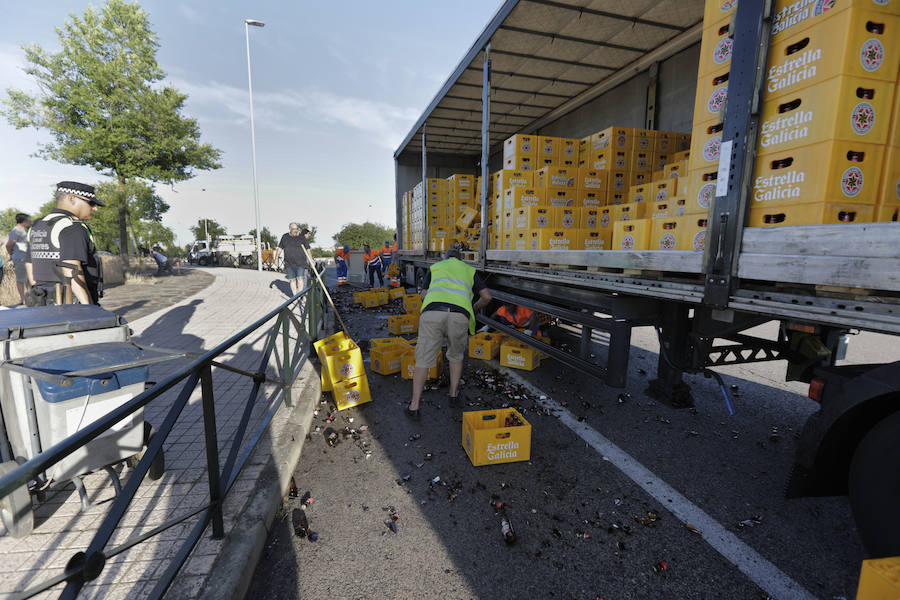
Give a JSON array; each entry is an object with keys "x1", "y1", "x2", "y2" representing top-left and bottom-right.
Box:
[{"x1": 27, "y1": 209, "x2": 102, "y2": 304}]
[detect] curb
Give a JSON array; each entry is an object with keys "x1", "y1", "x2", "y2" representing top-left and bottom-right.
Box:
[{"x1": 196, "y1": 358, "x2": 322, "y2": 600}]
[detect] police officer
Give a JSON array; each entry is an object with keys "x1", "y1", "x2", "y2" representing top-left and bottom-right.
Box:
[{"x1": 26, "y1": 181, "x2": 104, "y2": 305}]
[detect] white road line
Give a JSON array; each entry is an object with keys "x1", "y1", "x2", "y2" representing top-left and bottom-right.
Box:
[{"x1": 497, "y1": 364, "x2": 818, "y2": 600}]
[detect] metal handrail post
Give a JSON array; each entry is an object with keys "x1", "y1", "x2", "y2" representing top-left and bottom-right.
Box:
[
  {"x1": 281, "y1": 309, "x2": 292, "y2": 408},
  {"x1": 199, "y1": 365, "x2": 225, "y2": 539}
]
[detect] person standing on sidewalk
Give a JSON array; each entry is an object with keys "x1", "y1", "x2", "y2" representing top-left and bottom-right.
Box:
[
  {"x1": 5, "y1": 213, "x2": 31, "y2": 305},
  {"x1": 275, "y1": 223, "x2": 311, "y2": 295},
  {"x1": 26, "y1": 181, "x2": 104, "y2": 305},
  {"x1": 405, "y1": 247, "x2": 491, "y2": 420},
  {"x1": 363, "y1": 243, "x2": 383, "y2": 288}
]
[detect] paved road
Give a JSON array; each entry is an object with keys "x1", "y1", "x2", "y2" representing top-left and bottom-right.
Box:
[{"x1": 248, "y1": 285, "x2": 897, "y2": 600}]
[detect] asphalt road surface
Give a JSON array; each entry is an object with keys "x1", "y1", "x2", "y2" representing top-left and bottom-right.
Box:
[{"x1": 248, "y1": 283, "x2": 897, "y2": 600}]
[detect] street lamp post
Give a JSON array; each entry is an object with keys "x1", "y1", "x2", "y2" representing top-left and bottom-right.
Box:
[{"x1": 245, "y1": 18, "x2": 265, "y2": 271}]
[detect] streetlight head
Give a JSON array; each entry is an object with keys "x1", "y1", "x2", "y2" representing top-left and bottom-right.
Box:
[{"x1": 245, "y1": 19, "x2": 265, "y2": 27}]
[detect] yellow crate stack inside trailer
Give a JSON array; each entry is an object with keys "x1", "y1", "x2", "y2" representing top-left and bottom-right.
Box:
[{"x1": 688, "y1": 0, "x2": 900, "y2": 227}]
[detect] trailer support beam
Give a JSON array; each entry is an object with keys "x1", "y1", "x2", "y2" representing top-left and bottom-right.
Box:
[
  {"x1": 647, "y1": 303, "x2": 694, "y2": 408},
  {"x1": 479, "y1": 44, "x2": 491, "y2": 269}
]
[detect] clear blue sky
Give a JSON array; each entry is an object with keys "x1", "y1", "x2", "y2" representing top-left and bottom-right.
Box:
[{"x1": 0, "y1": 1, "x2": 503, "y2": 247}]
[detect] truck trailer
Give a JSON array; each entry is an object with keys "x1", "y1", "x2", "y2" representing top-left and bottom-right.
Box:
[{"x1": 393, "y1": 0, "x2": 900, "y2": 558}]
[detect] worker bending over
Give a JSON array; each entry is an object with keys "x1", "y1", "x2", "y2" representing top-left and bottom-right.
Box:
[
  {"x1": 492, "y1": 303, "x2": 540, "y2": 335},
  {"x1": 406, "y1": 247, "x2": 491, "y2": 420},
  {"x1": 363, "y1": 243, "x2": 384, "y2": 288}
]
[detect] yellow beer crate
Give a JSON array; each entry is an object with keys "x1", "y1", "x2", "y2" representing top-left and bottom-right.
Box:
[
  {"x1": 578, "y1": 189, "x2": 606, "y2": 208},
  {"x1": 612, "y1": 219, "x2": 652, "y2": 250},
  {"x1": 324, "y1": 347, "x2": 366, "y2": 385},
  {"x1": 504, "y1": 187, "x2": 547, "y2": 210},
  {"x1": 400, "y1": 347, "x2": 443, "y2": 380},
  {"x1": 876, "y1": 203, "x2": 899, "y2": 222},
  {"x1": 352, "y1": 291, "x2": 367, "y2": 305},
  {"x1": 462, "y1": 408, "x2": 532, "y2": 467},
  {"x1": 612, "y1": 201, "x2": 648, "y2": 222},
  {"x1": 370, "y1": 337, "x2": 410, "y2": 350},
  {"x1": 360, "y1": 292, "x2": 379, "y2": 308},
  {"x1": 856, "y1": 556, "x2": 900, "y2": 599},
  {"x1": 456, "y1": 206, "x2": 479, "y2": 230},
  {"x1": 683, "y1": 216, "x2": 709, "y2": 251},
  {"x1": 403, "y1": 293, "x2": 422, "y2": 313},
  {"x1": 515, "y1": 206, "x2": 557, "y2": 230},
  {"x1": 468, "y1": 332, "x2": 506, "y2": 360},
  {"x1": 748, "y1": 202, "x2": 876, "y2": 227},
  {"x1": 314, "y1": 331, "x2": 357, "y2": 392},
  {"x1": 752, "y1": 141, "x2": 885, "y2": 207},
  {"x1": 373, "y1": 290, "x2": 389, "y2": 306},
  {"x1": 370, "y1": 342, "x2": 408, "y2": 375},
  {"x1": 582, "y1": 229, "x2": 613, "y2": 250},
  {"x1": 388, "y1": 287, "x2": 406, "y2": 300},
  {"x1": 500, "y1": 341, "x2": 541, "y2": 371},
  {"x1": 650, "y1": 216, "x2": 687, "y2": 251},
  {"x1": 388, "y1": 313, "x2": 419, "y2": 335},
  {"x1": 331, "y1": 374, "x2": 371, "y2": 410}
]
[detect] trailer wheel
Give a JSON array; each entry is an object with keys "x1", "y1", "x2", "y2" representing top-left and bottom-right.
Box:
[
  {"x1": 198, "y1": 256, "x2": 210, "y2": 267},
  {"x1": 848, "y1": 410, "x2": 900, "y2": 558},
  {"x1": 0, "y1": 461, "x2": 33, "y2": 538}
]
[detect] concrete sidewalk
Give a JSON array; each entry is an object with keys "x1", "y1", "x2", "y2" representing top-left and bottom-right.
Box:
[{"x1": 0, "y1": 268, "x2": 321, "y2": 599}]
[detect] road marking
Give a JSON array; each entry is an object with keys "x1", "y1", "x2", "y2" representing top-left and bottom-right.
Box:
[{"x1": 497, "y1": 364, "x2": 818, "y2": 600}]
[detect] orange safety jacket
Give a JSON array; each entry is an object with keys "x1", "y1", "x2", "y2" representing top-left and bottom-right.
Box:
[
  {"x1": 364, "y1": 249, "x2": 382, "y2": 267},
  {"x1": 497, "y1": 305, "x2": 534, "y2": 328},
  {"x1": 335, "y1": 248, "x2": 347, "y2": 261}
]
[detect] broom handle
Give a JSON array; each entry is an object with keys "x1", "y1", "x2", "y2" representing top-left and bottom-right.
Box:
[{"x1": 301, "y1": 244, "x2": 348, "y2": 333}]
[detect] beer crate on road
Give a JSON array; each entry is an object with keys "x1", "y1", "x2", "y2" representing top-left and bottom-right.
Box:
[
  {"x1": 500, "y1": 341, "x2": 541, "y2": 371},
  {"x1": 462, "y1": 408, "x2": 532, "y2": 467},
  {"x1": 332, "y1": 375, "x2": 371, "y2": 411},
  {"x1": 468, "y1": 332, "x2": 506, "y2": 360},
  {"x1": 400, "y1": 346, "x2": 442, "y2": 380},
  {"x1": 370, "y1": 342, "x2": 408, "y2": 376},
  {"x1": 388, "y1": 314, "x2": 419, "y2": 335},
  {"x1": 313, "y1": 331, "x2": 357, "y2": 393}
]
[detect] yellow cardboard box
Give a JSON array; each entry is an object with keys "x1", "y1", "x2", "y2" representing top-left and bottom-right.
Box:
[{"x1": 748, "y1": 202, "x2": 875, "y2": 226}]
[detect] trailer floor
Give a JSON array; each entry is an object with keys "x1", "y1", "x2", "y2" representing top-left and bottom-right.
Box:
[{"x1": 248, "y1": 285, "x2": 876, "y2": 600}]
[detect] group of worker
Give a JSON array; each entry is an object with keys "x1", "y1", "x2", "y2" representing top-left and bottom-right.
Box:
[{"x1": 334, "y1": 235, "x2": 399, "y2": 288}]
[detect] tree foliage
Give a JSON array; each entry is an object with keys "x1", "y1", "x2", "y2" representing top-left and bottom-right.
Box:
[
  {"x1": 310, "y1": 247, "x2": 335, "y2": 258},
  {"x1": 333, "y1": 222, "x2": 396, "y2": 250},
  {"x1": 3, "y1": 0, "x2": 221, "y2": 257},
  {"x1": 249, "y1": 227, "x2": 277, "y2": 249},
  {"x1": 189, "y1": 219, "x2": 227, "y2": 242},
  {"x1": 0, "y1": 208, "x2": 29, "y2": 236}
]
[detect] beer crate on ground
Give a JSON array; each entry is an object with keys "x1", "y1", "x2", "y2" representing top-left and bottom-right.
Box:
[
  {"x1": 462, "y1": 408, "x2": 532, "y2": 467},
  {"x1": 370, "y1": 337, "x2": 409, "y2": 350},
  {"x1": 370, "y1": 342, "x2": 408, "y2": 375},
  {"x1": 403, "y1": 293, "x2": 422, "y2": 313},
  {"x1": 400, "y1": 346, "x2": 442, "y2": 380},
  {"x1": 855, "y1": 556, "x2": 900, "y2": 599},
  {"x1": 468, "y1": 332, "x2": 507, "y2": 360},
  {"x1": 331, "y1": 375, "x2": 371, "y2": 410},
  {"x1": 352, "y1": 291, "x2": 367, "y2": 305},
  {"x1": 500, "y1": 341, "x2": 541, "y2": 371},
  {"x1": 313, "y1": 331, "x2": 356, "y2": 393},
  {"x1": 373, "y1": 290, "x2": 389, "y2": 305},
  {"x1": 323, "y1": 348, "x2": 366, "y2": 385},
  {"x1": 388, "y1": 314, "x2": 419, "y2": 335},
  {"x1": 389, "y1": 288, "x2": 406, "y2": 300}
]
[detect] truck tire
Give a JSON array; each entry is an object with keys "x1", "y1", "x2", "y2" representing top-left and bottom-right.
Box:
[
  {"x1": 848, "y1": 409, "x2": 900, "y2": 557},
  {"x1": 0, "y1": 461, "x2": 33, "y2": 538},
  {"x1": 198, "y1": 256, "x2": 210, "y2": 267}
]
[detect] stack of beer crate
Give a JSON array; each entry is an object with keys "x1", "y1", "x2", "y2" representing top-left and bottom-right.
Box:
[
  {"x1": 689, "y1": 0, "x2": 899, "y2": 227},
  {"x1": 407, "y1": 182, "x2": 425, "y2": 251}
]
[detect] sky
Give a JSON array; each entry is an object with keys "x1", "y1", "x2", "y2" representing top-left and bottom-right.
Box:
[{"x1": 0, "y1": 1, "x2": 504, "y2": 247}]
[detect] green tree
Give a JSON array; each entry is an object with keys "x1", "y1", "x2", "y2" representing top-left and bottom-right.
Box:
[
  {"x1": 334, "y1": 222, "x2": 396, "y2": 250},
  {"x1": 0, "y1": 208, "x2": 29, "y2": 236},
  {"x1": 190, "y1": 219, "x2": 227, "y2": 242},
  {"x1": 310, "y1": 247, "x2": 335, "y2": 258},
  {"x1": 3, "y1": 0, "x2": 221, "y2": 260},
  {"x1": 249, "y1": 227, "x2": 277, "y2": 248}
]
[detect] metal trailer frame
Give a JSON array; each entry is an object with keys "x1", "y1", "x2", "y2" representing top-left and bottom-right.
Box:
[{"x1": 392, "y1": 0, "x2": 900, "y2": 556}]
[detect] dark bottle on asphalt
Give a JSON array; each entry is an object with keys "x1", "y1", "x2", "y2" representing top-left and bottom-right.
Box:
[
  {"x1": 293, "y1": 508, "x2": 309, "y2": 538},
  {"x1": 501, "y1": 516, "x2": 516, "y2": 545}
]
